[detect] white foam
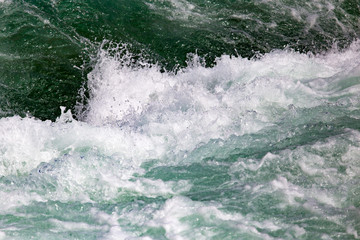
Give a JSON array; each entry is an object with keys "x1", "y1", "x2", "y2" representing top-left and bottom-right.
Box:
[
  {"x1": 38, "y1": 151, "x2": 191, "y2": 203},
  {"x1": 0, "y1": 109, "x2": 193, "y2": 203},
  {"x1": 347, "y1": 226, "x2": 359, "y2": 239},
  {"x1": 82, "y1": 41, "x2": 360, "y2": 159},
  {"x1": 0, "y1": 108, "x2": 164, "y2": 176},
  {"x1": 271, "y1": 176, "x2": 304, "y2": 206},
  {"x1": 91, "y1": 208, "x2": 146, "y2": 240},
  {"x1": 0, "y1": 116, "x2": 57, "y2": 176},
  {"x1": 148, "y1": 196, "x2": 296, "y2": 239},
  {"x1": 0, "y1": 189, "x2": 45, "y2": 212},
  {"x1": 49, "y1": 218, "x2": 103, "y2": 232},
  {"x1": 241, "y1": 152, "x2": 278, "y2": 171},
  {"x1": 149, "y1": 196, "x2": 239, "y2": 239},
  {"x1": 0, "y1": 0, "x2": 11, "y2": 4},
  {"x1": 292, "y1": 225, "x2": 306, "y2": 238},
  {"x1": 1, "y1": 41, "x2": 360, "y2": 215},
  {"x1": 290, "y1": 8, "x2": 302, "y2": 21},
  {"x1": 298, "y1": 153, "x2": 324, "y2": 176},
  {"x1": 1, "y1": 41, "x2": 359, "y2": 202},
  {"x1": 145, "y1": 0, "x2": 208, "y2": 25},
  {"x1": 305, "y1": 14, "x2": 318, "y2": 30},
  {"x1": 261, "y1": 129, "x2": 360, "y2": 214}
]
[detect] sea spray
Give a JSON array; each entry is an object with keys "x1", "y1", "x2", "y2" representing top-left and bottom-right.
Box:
[{"x1": 1, "y1": 41, "x2": 360, "y2": 238}]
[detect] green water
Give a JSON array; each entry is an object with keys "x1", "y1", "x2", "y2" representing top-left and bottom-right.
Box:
[
  {"x1": 1, "y1": 0, "x2": 360, "y2": 239},
  {"x1": 1, "y1": 0, "x2": 359, "y2": 120}
]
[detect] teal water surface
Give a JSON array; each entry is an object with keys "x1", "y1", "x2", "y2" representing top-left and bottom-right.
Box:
[{"x1": 1, "y1": 0, "x2": 360, "y2": 239}]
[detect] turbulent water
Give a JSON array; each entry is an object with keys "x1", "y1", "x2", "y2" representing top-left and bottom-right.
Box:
[{"x1": 1, "y1": 0, "x2": 360, "y2": 239}]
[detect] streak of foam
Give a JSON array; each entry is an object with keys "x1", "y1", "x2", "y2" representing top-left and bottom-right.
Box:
[
  {"x1": 49, "y1": 219, "x2": 103, "y2": 232},
  {"x1": 145, "y1": 0, "x2": 209, "y2": 25},
  {"x1": 148, "y1": 196, "x2": 305, "y2": 239},
  {"x1": 0, "y1": 189, "x2": 45, "y2": 213}
]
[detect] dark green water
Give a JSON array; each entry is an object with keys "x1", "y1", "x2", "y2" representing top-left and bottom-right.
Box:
[{"x1": 1, "y1": 0, "x2": 360, "y2": 239}]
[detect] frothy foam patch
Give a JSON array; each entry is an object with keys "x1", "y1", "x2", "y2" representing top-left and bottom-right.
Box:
[
  {"x1": 0, "y1": 108, "x2": 166, "y2": 176},
  {"x1": 145, "y1": 0, "x2": 210, "y2": 25},
  {"x1": 91, "y1": 208, "x2": 141, "y2": 240},
  {"x1": 49, "y1": 219, "x2": 103, "y2": 232},
  {"x1": 0, "y1": 42, "x2": 360, "y2": 234},
  {"x1": 148, "y1": 196, "x2": 303, "y2": 239},
  {"x1": 271, "y1": 176, "x2": 305, "y2": 206},
  {"x1": 0, "y1": 108, "x2": 192, "y2": 203},
  {"x1": 1, "y1": 42, "x2": 359, "y2": 206},
  {"x1": 81, "y1": 41, "x2": 360, "y2": 158},
  {"x1": 0, "y1": 189, "x2": 45, "y2": 212},
  {"x1": 227, "y1": 128, "x2": 360, "y2": 232},
  {"x1": 0, "y1": 0, "x2": 11, "y2": 4},
  {"x1": 0, "y1": 116, "x2": 58, "y2": 176},
  {"x1": 28, "y1": 149, "x2": 191, "y2": 203}
]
